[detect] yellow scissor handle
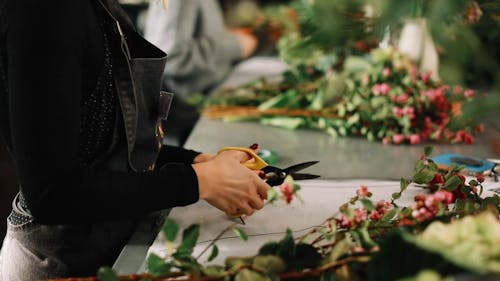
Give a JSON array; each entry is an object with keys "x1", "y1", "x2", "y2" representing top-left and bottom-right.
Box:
[{"x1": 217, "y1": 147, "x2": 269, "y2": 170}]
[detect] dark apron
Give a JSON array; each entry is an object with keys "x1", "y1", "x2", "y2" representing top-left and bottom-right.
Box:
[{"x1": 0, "y1": 0, "x2": 173, "y2": 279}]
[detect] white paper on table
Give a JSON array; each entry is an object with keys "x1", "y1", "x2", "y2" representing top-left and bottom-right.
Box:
[
  {"x1": 146, "y1": 178, "x2": 500, "y2": 268},
  {"x1": 220, "y1": 57, "x2": 288, "y2": 88}
]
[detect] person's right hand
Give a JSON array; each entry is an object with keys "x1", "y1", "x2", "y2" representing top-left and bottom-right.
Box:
[
  {"x1": 229, "y1": 28, "x2": 258, "y2": 59},
  {"x1": 192, "y1": 149, "x2": 270, "y2": 217}
]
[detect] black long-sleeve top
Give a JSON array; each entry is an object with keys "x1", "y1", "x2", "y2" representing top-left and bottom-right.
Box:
[{"x1": 0, "y1": 0, "x2": 201, "y2": 224}]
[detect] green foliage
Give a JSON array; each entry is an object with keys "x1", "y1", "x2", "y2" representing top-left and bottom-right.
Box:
[
  {"x1": 267, "y1": 188, "x2": 280, "y2": 204},
  {"x1": 424, "y1": 146, "x2": 434, "y2": 157},
  {"x1": 252, "y1": 255, "x2": 287, "y2": 274},
  {"x1": 256, "y1": 229, "x2": 322, "y2": 271},
  {"x1": 97, "y1": 267, "x2": 119, "y2": 281},
  {"x1": 97, "y1": 147, "x2": 500, "y2": 281},
  {"x1": 208, "y1": 47, "x2": 482, "y2": 144},
  {"x1": 376, "y1": 0, "x2": 500, "y2": 91},
  {"x1": 400, "y1": 178, "x2": 410, "y2": 191},
  {"x1": 232, "y1": 227, "x2": 249, "y2": 241},
  {"x1": 207, "y1": 245, "x2": 219, "y2": 262},
  {"x1": 162, "y1": 218, "x2": 179, "y2": 242},
  {"x1": 201, "y1": 265, "x2": 226, "y2": 278},
  {"x1": 147, "y1": 254, "x2": 172, "y2": 276},
  {"x1": 443, "y1": 175, "x2": 464, "y2": 191},
  {"x1": 235, "y1": 269, "x2": 271, "y2": 281},
  {"x1": 367, "y1": 231, "x2": 466, "y2": 281},
  {"x1": 412, "y1": 170, "x2": 435, "y2": 184},
  {"x1": 176, "y1": 224, "x2": 200, "y2": 257}
]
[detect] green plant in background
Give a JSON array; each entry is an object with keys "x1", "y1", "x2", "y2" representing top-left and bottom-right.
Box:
[
  {"x1": 372, "y1": 0, "x2": 500, "y2": 119},
  {"x1": 374, "y1": 0, "x2": 500, "y2": 85},
  {"x1": 204, "y1": 0, "x2": 499, "y2": 139},
  {"x1": 206, "y1": 47, "x2": 483, "y2": 144}
]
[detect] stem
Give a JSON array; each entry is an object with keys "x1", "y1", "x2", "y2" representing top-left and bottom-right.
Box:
[
  {"x1": 196, "y1": 201, "x2": 275, "y2": 260},
  {"x1": 203, "y1": 106, "x2": 340, "y2": 119},
  {"x1": 297, "y1": 211, "x2": 340, "y2": 243},
  {"x1": 279, "y1": 255, "x2": 371, "y2": 280},
  {"x1": 195, "y1": 221, "x2": 238, "y2": 260}
]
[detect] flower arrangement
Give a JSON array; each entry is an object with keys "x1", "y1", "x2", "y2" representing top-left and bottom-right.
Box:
[
  {"x1": 198, "y1": 0, "x2": 500, "y2": 145},
  {"x1": 52, "y1": 147, "x2": 500, "y2": 281},
  {"x1": 204, "y1": 47, "x2": 483, "y2": 145}
]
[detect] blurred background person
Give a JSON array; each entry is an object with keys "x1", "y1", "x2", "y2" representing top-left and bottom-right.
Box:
[{"x1": 144, "y1": 0, "x2": 258, "y2": 146}]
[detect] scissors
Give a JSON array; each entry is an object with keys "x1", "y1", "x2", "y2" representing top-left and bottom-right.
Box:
[{"x1": 218, "y1": 147, "x2": 320, "y2": 186}]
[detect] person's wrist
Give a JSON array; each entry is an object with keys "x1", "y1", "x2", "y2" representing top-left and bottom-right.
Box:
[{"x1": 192, "y1": 162, "x2": 210, "y2": 200}]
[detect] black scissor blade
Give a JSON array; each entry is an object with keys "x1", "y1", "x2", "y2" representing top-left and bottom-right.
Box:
[
  {"x1": 284, "y1": 161, "x2": 319, "y2": 174},
  {"x1": 290, "y1": 173, "x2": 321, "y2": 180}
]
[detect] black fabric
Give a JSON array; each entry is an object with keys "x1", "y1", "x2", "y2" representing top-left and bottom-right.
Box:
[
  {"x1": 163, "y1": 97, "x2": 200, "y2": 146},
  {"x1": 0, "y1": 0, "x2": 201, "y2": 225}
]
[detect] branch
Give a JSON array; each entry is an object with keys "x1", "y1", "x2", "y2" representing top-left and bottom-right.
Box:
[{"x1": 203, "y1": 106, "x2": 339, "y2": 119}]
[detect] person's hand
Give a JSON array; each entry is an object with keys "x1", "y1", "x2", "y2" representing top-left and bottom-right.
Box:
[
  {"x1": 229, "y1": 28, "x2": 258, "y2": 59},
  {"x1": 193, "y1": 153, "x2": 214, "y2": 164},
  {"x1": 192, "y1": 149, "x2": 269, "y2": 217}
]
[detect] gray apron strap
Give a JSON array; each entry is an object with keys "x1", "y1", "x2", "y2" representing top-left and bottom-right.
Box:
[{"x1": 96, "y1": 0, "x2": 171, "y2": 172}]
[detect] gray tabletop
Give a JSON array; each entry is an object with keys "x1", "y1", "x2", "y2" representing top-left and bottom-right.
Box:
[
  {"x1": 183, "y1": 118, "x2": 499, "y2": 180},
  {"x1": 113, "y1": 57, "x2": 500, "y2": 274}
]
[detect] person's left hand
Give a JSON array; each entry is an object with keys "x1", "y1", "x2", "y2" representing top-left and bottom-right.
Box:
[
  {"x1": 229, "y1": 28, "x2": 258, "y2": 59},
  {"x1": 193, "y1": 153, "x2": 214, "y2": 164}
]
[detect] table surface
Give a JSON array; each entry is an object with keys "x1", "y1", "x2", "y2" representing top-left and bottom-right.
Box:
[{"x1": 112, "y1": 57, "x2": 500, "y2": 274}]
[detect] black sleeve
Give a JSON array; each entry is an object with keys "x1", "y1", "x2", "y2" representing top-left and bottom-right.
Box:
[
  {"x1": 157, "y1": 145, "x2": 201, "y2": 165},
  {"x1": 6, "y1": 0, "x2": 199, "y2": 225}
]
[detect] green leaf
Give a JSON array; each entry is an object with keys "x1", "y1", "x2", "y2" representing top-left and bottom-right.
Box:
[
  {"x1": 309, "y1": 91, "x2": 324, "y2": 110},
  {"x1": 444, "y1": 175, "x2": 464, "y2": 191},
  {"x1": 267, "y1": 189, "x2": 279, "y2": 204},
  {"x1": 207, "y1": 245, "x2": 219, "y2": 262},
  {"x1": 176, "y1": 224, "x2": 200, "y2": 257},
  {"x1": 202, "y1": 265, "x2": 226, "y2": 278},
  {"x1": 97, "y1": 267, "x2": 119, "y2": 281},
  {"x1": 412, "y1": 170, "x2": 435, "y2": 184},
  {"x1": 225, "y1": 256, "x2": 254, "y2": 270},
  {"x1": 260, "y1": 117, "x2": 304, "y2": 130},
  {"x1": 163, "y1": 218, "x2": 179, "y2": 242},
  {"x1": 258, "y1": 89, "x2": 297, "y2": 110},
  {"x1": 428, "y1": 160, "x2": 439, "y2": 172},
  {"x1": 424, "y1": 146, "x2": 434, "y2": 157},
  {"x1": 346, "y1": 113, "x2": 360, "y2": 126},
  {"x1": 326, "y1": 239, "x2": 353, "y2": 262},
  {"x1": 175, "y1": 255, "x2": 202, "y2": 276},
  {"x1": 235, "y1": 269, "x2": 271, "y2": 281},
  {"x1": 381, "y1": 208, "x2": 398, "y2": 222},
  {"x1": 258, "y1": 242, "x2": 280, "y2": 256},
  {"x1": 414, "y1": 160, "x2": 425, "y2": 172},
  {"x1": 291, "y1": 243, "x2": 322, "y2": 270},
  {"x1": 370, "y1": 96, "x2": 387, "y2": 108},
  {"x1": 361, "y1": 198, "x2": 375, "y2": 211},
  {"x1": 482, "y1": 195, "x2": 500, "y2": 209},
  {"x1": 252, "y1": 255, "x2": 286, "y2": 274},
  {"x1": 147, "y1": 254, "x2": 172, "y2": 276},
  {"x1": 232, "y1": 227, "x2": 248, "y2": 241},
  {"x1": 337, "y1": 104, "x2": 346, "y2": 117},
  {"x1": 277, "y1": 229, "x2": 296, "y2": 260},
  {"x1": 344, "y1": 56, "x2": 373, "y2": 73},
  {"x1": 392, "y1": 192, "x2": 401, "y2": 200},
  {"x1": 400, "y1": 178, "x2": 410, "y2": 192},
  {"x1": 366, "y1": 231, "x2": 466, "y2": 281},
  {"x1": 357, "y1": 227, "x2": 376, "y2": 248}
]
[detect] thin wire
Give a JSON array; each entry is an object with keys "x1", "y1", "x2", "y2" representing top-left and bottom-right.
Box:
[{"x1": 195, "y1": 224, "x2": 323, "y2": 245}]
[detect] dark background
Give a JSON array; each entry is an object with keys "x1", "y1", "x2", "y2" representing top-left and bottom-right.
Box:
[{"x1": 0, "y1": 134, "x2": 18, "y2": 245}]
